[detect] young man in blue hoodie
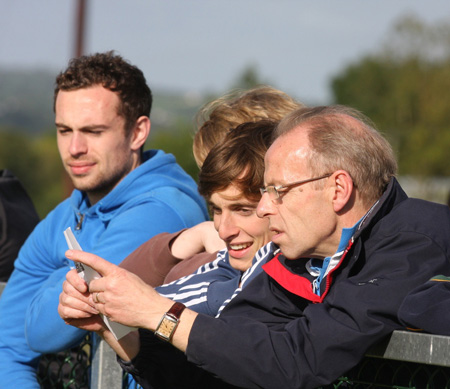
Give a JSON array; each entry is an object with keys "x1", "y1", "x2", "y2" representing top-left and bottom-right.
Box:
[{"x1": 0, "y1": 51, "x2": 208, "y2": 388}]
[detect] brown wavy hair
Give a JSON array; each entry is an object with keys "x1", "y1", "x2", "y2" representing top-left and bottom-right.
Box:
[
  {"x1": 193, "y1": 86, "x2": 303, "y2": 167},
  {"x1": 198, "y1": 120, "x2": 276, "y2": 202}
]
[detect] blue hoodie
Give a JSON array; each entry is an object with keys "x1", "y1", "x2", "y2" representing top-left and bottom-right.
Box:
[{"x1": 0, "y1": 149, "x2": 207, "y2": 388}]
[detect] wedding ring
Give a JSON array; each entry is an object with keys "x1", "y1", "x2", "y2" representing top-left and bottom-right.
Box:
[{"x1": 95, "y1": 292, "x2": 100, "y2": 304}]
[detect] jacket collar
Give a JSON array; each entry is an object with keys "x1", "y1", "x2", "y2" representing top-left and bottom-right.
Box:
[{"x1": 262, "y1": 177, "x2": 408, "y2": 302}]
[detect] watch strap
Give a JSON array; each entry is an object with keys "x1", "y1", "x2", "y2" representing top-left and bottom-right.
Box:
[{"x1": 166, "y1": 301, "x2": 186, "y2": 320}]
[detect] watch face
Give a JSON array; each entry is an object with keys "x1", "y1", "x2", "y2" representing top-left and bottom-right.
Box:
[
  {"x1": 156, "y1": 316, "x2": 178, "y2": 340},
  {"x1": 160, "y1": 319, "x2": 176, "y2": 336}
]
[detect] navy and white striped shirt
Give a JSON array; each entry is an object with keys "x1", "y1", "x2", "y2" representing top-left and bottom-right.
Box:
[{"x1": 156, "y1": 242, "x2": 277, "y2": 317}]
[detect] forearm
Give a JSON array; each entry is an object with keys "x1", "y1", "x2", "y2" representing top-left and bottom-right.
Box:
[
  {"x1": 186, "y1": 310, "x2": 384, "y2": 389},
  {"x1": 169, "y1": 308, "x2": 198, "y2": 352},
  {"x1": 170, "y1": 227, "x2": 206, "y2": 259},
  {"x1": 171, "y1": 221, "x2": 224, "y2": 258}
]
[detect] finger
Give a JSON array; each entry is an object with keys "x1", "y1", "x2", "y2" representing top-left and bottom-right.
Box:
[
  {"x1": 65, "y1": 250, "x2": 117, "y2": 276},
  {"x1": 63, "y1": 278, "x2": 89, "y2": 300},
  {"x1": 62, "y1": 279, "x2": 96, "y2": 310},
  {"x1": 63, "y1": 316, "x2": 106, "y2": 333},
  {"x1": 93, "y1": 292, "x2": 105, "y2": 304},
  {"x1": 66, "y1": 268, "x2": 89, "y2": 293},
  {"x1": 59, "y1": 305, "x2": 96, "y2": 320},
  {"x1": 58, "y1": 298, "x2": 97, "y2": 320},
  {"x1": 88, "y1": 291, "x2": 106, "y2": 309},
  {"x1": 60, "y1": 289, "x2": 99, "y2": 315},
  {"x1": 87, "y1": 277, "x2": 108, "y2": 294},
  {"x1": 91, "y1": 299, "x2": 108, "y2": 318}
]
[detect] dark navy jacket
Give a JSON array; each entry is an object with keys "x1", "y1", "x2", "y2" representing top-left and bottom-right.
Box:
[
  {"x1": 398, "y1": 274, "x2": 450, "y2": 335},
  {"x1": 123, "y1": 178, "x2": 450, "y2": 389}
]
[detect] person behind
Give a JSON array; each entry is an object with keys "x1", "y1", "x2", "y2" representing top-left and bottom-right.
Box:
[
  {"x1": 58, "y1": 104, "x2": 450, "y2": 389},
  {"x1": 118, "y1": 85, "x2": 305, "y2": 285},
  {"x1": 0, "y1": 51, "x2": 208, "y2": 388},
  {"x1": 192, "y1": 86, "x2": 303, "y2": 167},
  {"x1": 0, "y1": 169, "x2": 40, "y2": 282}
]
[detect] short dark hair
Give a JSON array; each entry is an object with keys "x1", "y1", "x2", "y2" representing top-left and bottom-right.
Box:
[
  {"x1": 198, "y1": 120, "x2": 276, "y2": 202},
  {"x1": 54, "y1": 51, "x2": 152, "y2": 134}
]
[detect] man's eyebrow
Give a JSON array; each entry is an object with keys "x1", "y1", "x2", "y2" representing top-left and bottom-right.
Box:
[
  {"x1": 208, "y1": 199, "x2": 258, "y2": 209},
  {"x1": 229, "y1": 202, "x2": 257, "y2": 208},
  {"x1": 208, "y1": 201, "x2": 220, "y2": 209},
  {"x1": 55, "y1": 123, "x2": 109, "y2": 131}
]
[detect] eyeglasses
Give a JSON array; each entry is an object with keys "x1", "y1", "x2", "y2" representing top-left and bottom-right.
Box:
[{"x1": 260, "y1": 173, "x2": 332, "y2": 201}]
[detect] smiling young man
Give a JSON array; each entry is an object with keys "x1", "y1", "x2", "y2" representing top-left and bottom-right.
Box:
[
  {"x1": 0, "y1": 51, "x2": 208, "y2": 388},
  {"x1": 208, "y1": 184, "x2": 270, "y2": 272},
  {"x1": 151, "y1": 121, "x2": 275, "y2": 316}
]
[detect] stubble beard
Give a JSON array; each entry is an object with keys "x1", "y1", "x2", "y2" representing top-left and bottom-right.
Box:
[{"x1": 70, "y1": 159, "x2": 135, "y2": 201}]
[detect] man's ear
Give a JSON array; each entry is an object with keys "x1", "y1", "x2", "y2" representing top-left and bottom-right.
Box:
[
  {"x1": 130, "y1": 116, "x2": 151, "y2": 151},
  {"x1": 330, "y1": 170, "x2": 354, "y2": 213}
]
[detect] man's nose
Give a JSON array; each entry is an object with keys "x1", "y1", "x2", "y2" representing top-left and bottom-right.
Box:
[
  {"x1": 217, "y1": 213, "x2": 240, "y2": 241},
  {"x1": 69, "y1": 133, "x2": 88, "y2": 156},
  {"x1": 256, "y1": 192, "x2": 276, "y2": 218}
]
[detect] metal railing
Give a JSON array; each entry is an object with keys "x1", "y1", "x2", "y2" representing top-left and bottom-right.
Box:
[{"x1": 2, "y1": 281, "x2": 450, "y2": 388}]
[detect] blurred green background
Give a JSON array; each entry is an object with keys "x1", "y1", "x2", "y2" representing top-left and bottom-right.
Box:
[{"x1": 1, "y1": 15, "x2": 449, "y2": 218}]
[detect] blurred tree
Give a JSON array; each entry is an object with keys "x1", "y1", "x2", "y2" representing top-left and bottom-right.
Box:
[
  {"x1": 0, "y1": 129, "x2": 62, "y2": 218},
  {"x1": 231, "y1": 64, "x2": 271, "y2": 90},
  {"x1": 32, "y1": 133, "x2": 65, "y2": 217},
  {"x1": 0, "y1": 130, "x2": 35, "y2": 187},
  {"x1": 147, "y1": 119, "x2": 200, "y2": 182},
  {"x1": 331, "y1": 14, "x2": 450, "y2": 177},
  {"x1": 149, "y1": 64, "x2": 275, "y2": 183}
]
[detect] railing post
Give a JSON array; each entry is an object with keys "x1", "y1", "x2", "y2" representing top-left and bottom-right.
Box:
[{"x1": 90, "y1": 334, "x2": 123, "y2": 389}]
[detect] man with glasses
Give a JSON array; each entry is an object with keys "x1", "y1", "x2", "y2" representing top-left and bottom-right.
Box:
[{"x1": 57, "y1": 105, "x2": 450, "y2": 388}]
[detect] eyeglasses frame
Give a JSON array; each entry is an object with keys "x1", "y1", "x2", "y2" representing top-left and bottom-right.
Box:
[{"x1": 260, "y1": 173, "x2": 332, "y2": 201}]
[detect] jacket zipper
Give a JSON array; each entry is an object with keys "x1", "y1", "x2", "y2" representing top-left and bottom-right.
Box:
[
  {"x1": 75, "y1": 213, "x2": 84, "y2": 230},
  {"x1": 320, "y1": 237, "x2": 354, "y2": 302}
]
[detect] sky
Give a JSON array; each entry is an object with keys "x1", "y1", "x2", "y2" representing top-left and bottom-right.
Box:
[{"x1": 1, "y1": 0, "x2": 450, "y2": 104}]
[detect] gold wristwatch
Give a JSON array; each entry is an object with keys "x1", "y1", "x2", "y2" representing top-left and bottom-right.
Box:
[{"x1": 155, "y1": 302, "x2": 186, "y2": 342}]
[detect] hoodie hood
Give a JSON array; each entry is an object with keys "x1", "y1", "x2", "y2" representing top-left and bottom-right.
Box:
[{"x1": 70, "y1": 149, "x2": 208, "y2": 222}]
